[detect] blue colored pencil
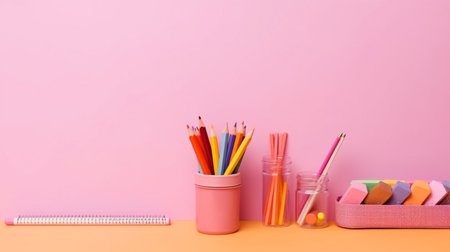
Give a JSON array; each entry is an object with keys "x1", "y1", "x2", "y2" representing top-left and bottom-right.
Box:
[
  {"x1": 224, "y1": 123, "x2": 237, "y2": 171},
  {"x1": 217, "y1": 123, "x2": 229, "y2": 175},
  {"x1": 198, "y1": 163, "x2": 203, "y2": 174}
]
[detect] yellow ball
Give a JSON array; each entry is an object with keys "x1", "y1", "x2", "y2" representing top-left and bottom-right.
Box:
[{"x1": 317, "y1": 212, "x2": 325, "y2": 220}]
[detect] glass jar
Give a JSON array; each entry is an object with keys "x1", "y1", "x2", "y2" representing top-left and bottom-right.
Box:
[
  {"x1": 262, "y1": 155, "x2": 292, "y2": 226},
  {"x1": 296, "y1": 171, "x2": 329, "y2": 228}
]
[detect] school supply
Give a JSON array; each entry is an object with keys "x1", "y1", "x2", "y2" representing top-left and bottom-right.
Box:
[
  {"x1": 198, "y1": 117, "x2": 214, "y2": 174},
  {"x1": 336, "y1": 179, "x2": 450, "y2": 228},
  {"x1": 195, "y1": 173, "x2": 241, "y2": 234},
  {"x1": 386, "y1": 181, "x2": 411, "y2": 205},
  {"x1": 233, "y1": 126, "x2": 246, "y2": 174},
  {"x1": 441, "y1": 180, "x2": 450, "y2": 205},
  {"x1": 363, "y1": 181, "x2": 392, "y2": 204},
  {"x1": 383, "y1": 180, "x2": 405, "y2": 188},
  {"x1": 217, "y1": 124, "x2": 229, "y2": 175},
  {"x1": 353, "y1": 180, "x2": 380, "y2": 192},
  {"x1": 297, "y1": 133, "x2": 346, "y2": 225},
  {"x1": 210, "y1": 125, "x2": 220, "y2": 175},
  {"x1": 403, "y1": 180, "x2": 431, "y2": 205},
  {"x1": 224, "y1": 128, "x2": 255, "y2": 175},
  {"x1": 231, "y1": 122, "x2": 245, "y2": 160},
  {"x1": 263, "y1": 132, "x2": 290, "y2": 226},
  {"x1": 423, "y1": 180, "x2": 448, "y2": 205},
  {"x1": 335, "y1": 198, "x2": 450, "y2": 228},
  {"x1": 187, "y1": 117, "x2": 254, "y2": 176},
  {"x1": 296, "y1": 171, "x2": 329, "y2": 228},
  {"x1": 339, "y1": 181, "x2": 368, "y2": 204},
  {"x1": 5, "y1": 216, "x2": 170, "y2": 225},
  {"x1": 187, "y1": 126, "x2": 211, "y2": 175},
  {"x1": 224, "y1": 123, "x2": 237, "y2": 170}
]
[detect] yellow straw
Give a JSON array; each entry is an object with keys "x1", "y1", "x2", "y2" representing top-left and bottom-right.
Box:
[{"x1": 278, "y1": 182, "x2": 288, "y2": 225}]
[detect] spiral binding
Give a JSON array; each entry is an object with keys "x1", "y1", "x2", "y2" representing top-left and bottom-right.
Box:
[{"x1": 12, "y1": 216, "x2": 170, "y2": 225}]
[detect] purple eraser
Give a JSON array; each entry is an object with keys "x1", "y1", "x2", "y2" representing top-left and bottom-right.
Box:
[
  {"x1": 340, "y1": 181, "x2": 368, "y2": 204},
  {"x1": 439, "y1": 180, "x2": 450, "y2": 205},
  {"x1": 386, "y1": 181, "x2": 411, "y2": 205}
]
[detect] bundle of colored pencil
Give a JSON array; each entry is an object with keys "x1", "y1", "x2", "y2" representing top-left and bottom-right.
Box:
[
  {"x1": 263, "y1": 132, "x2": 289, "y2": 226},
  {"x1": 296, "y1": 133, "x2": 346, "y2": 225},
  {"x1": 186, "y1": 116, "x2": 255, "y2": 176}
]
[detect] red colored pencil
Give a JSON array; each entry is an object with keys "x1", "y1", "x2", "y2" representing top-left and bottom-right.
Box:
[
  {"x1": 187, "y1": 125, "x2": 211, "y2": 175},
  {"x1": 198, "y1": 116, "x2": 214, "y2": 174}
]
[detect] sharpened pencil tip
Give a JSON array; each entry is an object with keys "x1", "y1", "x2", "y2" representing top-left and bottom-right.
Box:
[
  {"x1": 234, "y1": 122, "x2": 237, "y2": 127},
  {"x1": 198, "y1": 116, "x2": 202, "y2": 120},
  {"x1": 186, "y1": 124, "x2": 189, "y2": 129},
  {"x1": 242, "y1": 121, "x2": 244, "y2": 125}
]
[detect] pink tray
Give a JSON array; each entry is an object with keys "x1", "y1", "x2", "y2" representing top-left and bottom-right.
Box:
[{"x1": 335, "y1": 197, "x2": 450, "y2": 229}]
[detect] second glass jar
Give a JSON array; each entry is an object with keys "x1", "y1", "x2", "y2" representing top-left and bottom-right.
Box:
[
  {"x1": 296, "y1": 171, "x2": 329, "y2": 228},
  {"x1": 262, "y1": 155, "x2": 292, "y2": 226}
]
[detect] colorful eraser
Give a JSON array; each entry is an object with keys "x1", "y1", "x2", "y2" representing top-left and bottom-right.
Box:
[
  {"x1": 4, "y1": 219, "x2": 14, "y2": 225},
  {"x1": 423, "y1": 180, "x2": 448, "y2": 205},
  {"x1": 364, "y1": 181, "x2": 392, "y2": 204},
  {"x1": 340, "y1": 181, "x2": 368, "y2": 204},
  {"x1": 440, "y1": 180, "x2": 450, "y2": 205},
  {"x1": 383, "y1": 180, "x2": 405, "y2": 188},
  {"x1": 386, "y1": 181, "x2": 411, "y2": 205},
  {"x1": 353, "y1": 180, "x2": 380, "y2": 192},
  {"x1": 403, "y1": 180, "x2": 431, "y2": 205}
]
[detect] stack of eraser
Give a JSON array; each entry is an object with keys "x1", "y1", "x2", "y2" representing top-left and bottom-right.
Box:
[{"x1": 340, "y1": 179, "x2": 450, "y2": 205}]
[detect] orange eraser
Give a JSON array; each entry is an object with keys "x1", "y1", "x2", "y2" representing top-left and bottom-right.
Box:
[
  {"x1": 364, "y1": 181, "x2": 392, "y2": 204},
  {"x1": 403, "y1": 180, "x2": 431, "y2": 205},
  {"x1": 383, "y1": 180, "x2": 405, "y2": 188}
]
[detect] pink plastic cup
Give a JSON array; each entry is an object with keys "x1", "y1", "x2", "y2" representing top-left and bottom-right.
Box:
[{"x1": 195, "y1": 173, "x2": 241, "y2": 234}]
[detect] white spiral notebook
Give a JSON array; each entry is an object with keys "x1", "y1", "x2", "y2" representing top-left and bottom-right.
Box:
[{"x1": 5, "y1": 215, "x2": 170, "y2": 226}]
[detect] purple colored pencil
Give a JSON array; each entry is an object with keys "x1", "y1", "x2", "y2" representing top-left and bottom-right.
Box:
[{"x1": 224, "y1": 123, "x2": 237, "y2": 168}]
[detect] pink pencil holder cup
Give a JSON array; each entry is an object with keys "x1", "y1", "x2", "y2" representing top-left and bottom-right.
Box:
[{"x1": 195, "y1": 173, "x2": 241, "y2": 235}]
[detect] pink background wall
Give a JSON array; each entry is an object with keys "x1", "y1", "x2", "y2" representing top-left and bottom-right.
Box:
[{"x1": 1, "y1": 0, "x2": 449, "y2": 220}]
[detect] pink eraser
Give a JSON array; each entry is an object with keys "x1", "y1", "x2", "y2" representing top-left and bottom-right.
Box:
[
  {"x1": 5, "y1": 218, "x2": 15, "y2": 225},
  {"x1": 424, "y1": 180, "x2": 449, "y2": 205},
  {"x1": 340, "y1": 182, "x2": 368, "y2": 204}
]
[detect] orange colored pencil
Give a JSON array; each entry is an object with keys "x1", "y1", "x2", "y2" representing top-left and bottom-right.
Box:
[
  {"x1": 230, "y1": 122, "x2": 245, "y2": 160},
  {"x1": 187, "y1": 125, "x2": 211, "y2": 175}
]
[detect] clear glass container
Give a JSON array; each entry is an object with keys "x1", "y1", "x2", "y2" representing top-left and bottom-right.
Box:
[
  {"x1": 262, "y1": 155, "x2": 292, "y2": 226},
  {"x1": 296, "y1": 171, "x2": 329, "y2": 228}
]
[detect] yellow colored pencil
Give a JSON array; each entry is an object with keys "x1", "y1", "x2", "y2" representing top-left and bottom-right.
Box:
[
  {"x1": 278, "y1": 182, "x2": 288, "y2": 225},
  {"x1": 210, "y1": 125, "x2": 220, "y2": 175},
  {"x1": 224, "y1": 128, "x2": 255, "y2": 175}
]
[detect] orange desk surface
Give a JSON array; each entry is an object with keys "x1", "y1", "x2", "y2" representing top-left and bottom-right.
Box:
[{"x1": 1, "y1": 221, "x2": 449, "y2": 252}]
